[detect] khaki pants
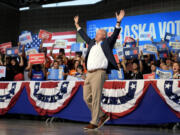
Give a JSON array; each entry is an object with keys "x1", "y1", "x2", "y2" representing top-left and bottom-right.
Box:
[{"x1": 83, "y1": 70, "x2": 106, "y2": 125}]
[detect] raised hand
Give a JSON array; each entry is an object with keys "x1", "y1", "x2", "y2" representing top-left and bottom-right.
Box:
[
  {"x1": 74, "y1": 15, "x2": 79, "y2": 24},
  {"x1": 116, "y1": 10, "x2": 125, "y2": 22},
  {"x1": 74, "y1": 15, "x2": 80, "y2": 29}
]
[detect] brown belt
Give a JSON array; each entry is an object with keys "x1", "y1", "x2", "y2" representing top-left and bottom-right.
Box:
[{"x1": 88, "y1": 68, "x2": 106, "y2": 73}]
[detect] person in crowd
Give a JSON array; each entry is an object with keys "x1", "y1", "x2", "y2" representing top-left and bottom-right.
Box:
[
  {"x1": 150, "y1": 63, "x2": 157, "y2": 73},
  {"x1": 172, "y1": 62, "x2": 180, "y2": 79},
  {"x1": 0, "y1": 54, "x2": 3, "y2": 66},
  {"x1": 28, "y1": 63, "x2": 46, "y2": 81},
  {"x1": 69, "y1": 60, "x2": 80, "y2": 76},
  {"x1": 122, "y1": 54, "x2": 143, "y2": 79},
  {"x1": 166, "y1": 57, "x2": 172, "y2": 70},
  {"x1": 39, "y1": 40, "x2": 52, "y2": 70},
  {"x1": 9, "y1": 54, "x2": 24, "y2": 81},
  {"x1": 141, "y1": 54, "x2": 151, "y2": 74},
  {"x1": 74, "y1": 64, "x2": 86, "y2": 80}
]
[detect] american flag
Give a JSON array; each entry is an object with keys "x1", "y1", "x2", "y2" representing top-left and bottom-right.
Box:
[
  {"x1": 43, "y1": 31, "x2": 77, "y2": 57},
  {"x1": 25, "y1": 34, "x2": 42, "y2": 51}
]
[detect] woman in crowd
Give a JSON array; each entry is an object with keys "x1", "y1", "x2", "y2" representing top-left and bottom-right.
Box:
[
  {"x1": 69, "y1": 60, "x2": 80, "y2": 76},
  {"x1": 7, "y1": 54, "x2": 24, "y2": 81},
  {"x1": 172, "y1": 62, "x2": 180, "y2": 79},
  {"x1": 74, "y1": 64, "x2": 86, "y2": 80}
]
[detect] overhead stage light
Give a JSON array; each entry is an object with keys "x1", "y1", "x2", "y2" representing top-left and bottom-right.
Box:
[{"x1": 42, "y1": 0, "x2": 103, "y2": 8}]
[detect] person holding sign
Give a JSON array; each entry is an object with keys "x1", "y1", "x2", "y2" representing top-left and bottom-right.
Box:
[
  {"x1": 46, "y1": 60, "x2": 64, "y2": 80},
  {"x1": 74, "y1": 10, "x2": 125, "y2": 130},
  {"x1": 28, "y1": 62, "x2": 46, "y2": 81}
]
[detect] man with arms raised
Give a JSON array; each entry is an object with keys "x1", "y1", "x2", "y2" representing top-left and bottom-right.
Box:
[{"x1": 74, "y1": 10, "x2": 125, "y2": 130}]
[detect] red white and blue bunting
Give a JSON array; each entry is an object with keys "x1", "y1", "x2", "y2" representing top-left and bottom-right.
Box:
[
  {"x1": 25, "y1": 81, "x2": 82, "y2": 115},
  {"x1": 0, "y1": 80, "x2": 180, "y2": 119},
  {"x1": 101, "y1": 80, "x2": 150, "y2": 119},
  {"x1": 154, "y1": 80, "x2": 180, "y2": 118},
  {"x1": 0, "y1": 82, "x2": 24, "y2": 114}
]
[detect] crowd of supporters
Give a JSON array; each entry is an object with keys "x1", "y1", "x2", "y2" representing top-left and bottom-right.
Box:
[{"x1": 0, "y1": 37, "x2": 180, "y2": 81}]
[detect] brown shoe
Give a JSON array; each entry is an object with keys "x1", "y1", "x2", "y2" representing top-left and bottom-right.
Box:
[
  {"x1": 84, "y1": 124, "x2": 98, "y2": 130},
  {"x1": 98, "y1": 114, "x2": 110, "y2": 129}
]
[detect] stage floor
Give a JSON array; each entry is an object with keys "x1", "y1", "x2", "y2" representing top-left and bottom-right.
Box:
[{"x1": 0, "y1": 119, "x2": 179, "y2": 135}]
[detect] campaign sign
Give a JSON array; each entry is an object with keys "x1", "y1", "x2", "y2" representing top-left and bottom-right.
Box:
[
  {"x1": 6, "y1": 47, "x2": 19, "y2": 56},
  {"x1": 48, "y1": 67, "x2": 64, "y2": 80},
  {"x1": 55, "y1": 39, "x2": 67, "y2": 48},
  {"x1": 108, "y1": 69, "x2": 124, "y2": 80},
  {"x1": 156, "y1": 42, "x2": 169, "y2": 58},
  {"x1": 164, "y1": 32, "x2": 175, "y2": 42},
  {"x1": 29, "y1": 53, "x2": 45, "y2": 64},
  {"x1": 0, "y1": 66, "x2": 6, "y2": 78},
  {"x1": 169, "y1": 41, "x2": 180, "y2": 51},
  {"x1": 71, "y1": 43, "x2": 85, "y2": 52},
  {"x1": 124, "y1": 42, "x2": 136, "y2": 48},
  {"x1": 19, "y1": 32, "x2": 33, "y2": 45},
  {"x1": 123, "y1": 47, "x2": 139, "y2": 59},
  {"x1": 38, "y1": 29, "x2": 52, "y2": 41},
  {"x1": 0, "y1": 42, "x2": 12, "y2": 54},
  {"x1": 143, "y1": 44, "x2": 157, "y2": 54},
  {"x1": 155, "y1": 67, "x2": 173, "y2": 79},
  {"x1": 139, "y1": 31, "x2": 152, "y2": 41},
  {"x1": 143, "y1": 72, "x2": 155, "y2": 79},
  {"x1": 25, "y1": 47, "x2": 39, "y2": 56}
]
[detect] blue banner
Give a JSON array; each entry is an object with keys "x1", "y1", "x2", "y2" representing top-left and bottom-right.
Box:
[{"x1": 87, "y1": 11, "x2": 180, "y2": 45}]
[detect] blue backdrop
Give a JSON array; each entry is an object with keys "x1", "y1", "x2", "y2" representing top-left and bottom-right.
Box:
[{"x1": 87, "y1": 11, "x2": 180, "y2": 45}]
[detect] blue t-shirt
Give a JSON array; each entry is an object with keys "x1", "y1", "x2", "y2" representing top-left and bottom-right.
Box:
[{"x1": 31, "y1": 70, "x2": 44, "y2": 81}]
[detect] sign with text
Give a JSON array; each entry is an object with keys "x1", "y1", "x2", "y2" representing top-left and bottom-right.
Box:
[
  {"x1": 169, "y1": 41, "x2": 180, "y2": 51},
  {"x1": 71, "y1": 43, "x2": 85, "y2": 52},
  {"x1": 156, "y1": 42, "x2": 169, "y2": 58},
  {"x1": 143, "y1": 73, "x2": 155, "y2": 79},
  {"x1": 25, "y1": 47, "x2": 39, "y2": 56},
  {"x1": 0, "y1": 66, "x2": 6, "y2": 78},
  {"x1": 55, "y1": 39, "x2": 67, "y2": 48},
  {"x1": 116, "y1": 48, "x2": 124, "y2": 61},
  {"x1": 108, "y1": 69, "x2": 124, "y2": 80},
  {"x1": 19, "y1": 32, "x2": 33, "y2": 45},
  {"x1": 143, "y1": 44, "x2": 158, "y2": 54},
  {"x1": 6, "y1": 47, "x2": 19, "y2": 56},
  {"x1": 29, "y1": 53, "x2": 45, "y2": 64},
  {"x1": 48, "y1": 67, "x2": 64, "y2": 80},
  {"x1": 123, "y1": 47, "x2": 139, "y2": 59},
  {"x1": 0, "y1": 42, "x2": 12, "y2": 54},
  {"x1": 87, "y1": 11, "x2": 180, "y2": 45},
  {"x1": 155, "y1": 68, "x2": 173, "y2": 79},
  {"x1": 38, "y1": 29, "x2": 52, "y2": 41}
]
